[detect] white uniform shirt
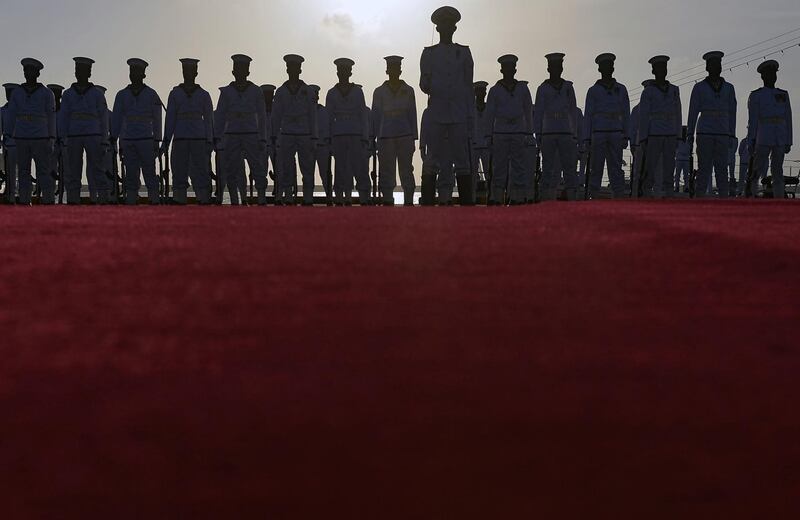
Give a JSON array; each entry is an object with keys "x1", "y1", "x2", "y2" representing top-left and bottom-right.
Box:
[
  {"x1": 687, "y1": 78, "x2": 737, "y2": 138},
  {"x1": 584, "y1": 80, "x2": 631, "y2": 137},
  {"x1": 326, "y1": 84, "x2": 369, "y2": 139},
  {"x1": 372, "y1": 81, "x2": 418, "y2": 140},
  {"x1": 111, "y1": 85, "x2": 162, "y2": 141},
  {"x1": 486, "y1": 80, "x2": 533, "y2": 135},
  {"x1": 8, "y1": 83, "x2": 56, "y2": 139},
  {"x1": 638, "y1": 82, "x2": 682, "y2": 142},
  {"x1": 60, "y1": 84, "x2": 109, "y2": 139},
  {"x1": 747, "y1": 87, "x2": 793, "y2": 147},
  {"x1": 271, "y1": 81, "x2": 316, "y2": 138},
  {"x1": 420, "y1": 43, "x2": 474, "y2": 125},
  {"x1": 533, "y1": 80, "x2": 578, "y2": 137},
  {"x1": 214, "y1": 82, "x2": 267, "y2": 141}
]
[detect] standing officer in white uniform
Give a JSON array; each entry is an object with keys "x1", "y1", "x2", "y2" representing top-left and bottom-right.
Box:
[
  {"x1": 163, "y1": 58, "x2": 215, "y2": 205},
  {"x1": 372, "y1": 55, "x2": 418, "y2": 206},
  {"x1": 272, "y1": 54, "x2": 317, "y2": 205},
  {"x1": 327, "y1": 58, "x2": 370, "y2": 205},
  {"x1": 687, "y1": 51, "x2": 737, "y2": 199},
  {"x1": 638, "y1": 55, "x2": 682, "y2": 198},
  {"x1": 534, "y1": 52, "x2": 579, "y2": 201},
  {"x1": 111, "y1": 58, "x2": 163, "y2": 205},
  {"x1": 214, "y1": 54, "x2": 268, "y2": 205},
  {"x1": 61, "y1": 57, "x2": 109, "y2": 204},
  {"x1": 747, "y1": 60, "x2": 792, "y2": 198},
  {"x1": 419, "y1": 6, "x2": 475, "y2": 206},
  {"x1": 583, "y1": 53, "x2": 631, "y2": 198},
  {"x1": 7, "y1": 58, "x2": 56, "y2": 205},
  {"x1": 486, "y1": 55, "x2": 534, "y2": 205}
]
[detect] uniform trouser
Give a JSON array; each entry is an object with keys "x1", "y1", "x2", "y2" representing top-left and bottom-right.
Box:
[
  {"x1": 524, "y1": 144, "x2": 538, "y2": 200},
  {"x1": 753, "y1": 145, "x2": 786, "y2": 198},
  {"x1": 642, "y1": 136, "x2": 677, "y2": 198},
  {"x1": 122, "y1": 139, "x2": 159, "y2": 204},
  {"x1": 378, "y1": 136, "x2": 415, "y2": 204},
  {"x1": 695, "y1": 135, "x2": 730, "y2": 199},
  {"x1": 315, "y1": 144, "x2": 332, "y2": 197},
  {"x1": 3, "y1": 146, "x2": 18, "y2": 203},
  {"x1": 224, "y1": 134, "x2": 267, "y2": 204},
  {"x1": 172, "y1": 140, "x2": 212, "y2": 204},
  {"x1": 17, "y1": 139, "x2": 54, "y2": 204},
  {"x1": 67, "y1": 136, "x2": 106, "y2": 204},
  {"x1": 739, "y1": 161, "x2": 750, "y2": 195},
  {"x1": 333, "y1": 135, "x2": 370, "y2": 203},
  {"x1": 590, "y1": 132, "x2": 627, "y2": 198},
  {"x1": 577, "y1": 150, "x2": 588, "y2": 186},
  {"x1": 423, "y1": 122, "x2": 469, "y2": 204},
  {"x1": 278, "y1": 134, "x2": 314, "y2": 203},
  {"x1": 541, "y1": 134, "x2": 578, "y2": 201},
  {"x1": 728, "y1": 160, "x2": 738, "y2": 196},
  {"x1": 490, "y1": 134, "x2": 528, "y2": 203},
  {"x1": 675, "y1": 160, "x2": 690, "y2": 190}
]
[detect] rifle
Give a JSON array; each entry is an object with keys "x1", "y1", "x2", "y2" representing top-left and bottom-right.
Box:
[
  {"x1": 744, "y1": 144, "x2": 757, "y2": 198},
  {"x1": 158, "y1": 147, "x2": 171, "y2": 204},
  {"x1": 0, "y1": 142, "x2": 7, "y2": 196},
  {"x1": 583, "y1": 145, "x2": 592, "y2": 201},
  {"x1": 120, "y1": 145, "x2": 128, "y2": 203},
  {"x1": 326, "y1": 152, "x2": 333, "y2": 205},
  {"x1": 110, "y1": 143, "x2": 120, "y2": 204},
  {"x1": 533, "y1": 144, "x2": 543, "y2": 204},
  {"x1": 370, "y1": 143, "x2": 378, "y2": 203},
  {"x1": 54, "y1": 141, "x2": 65, "y2": 204},
  {"x1": 636, "y1": 140, "x2": 648, "y2": 198}
]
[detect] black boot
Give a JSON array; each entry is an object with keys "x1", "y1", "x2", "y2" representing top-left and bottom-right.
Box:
[
  {"x1": 421, "y1": 176, "x2": 436, "y2": 206},
  {"x1": 457, "y1": 174, "x2": 475, "y2": 206}
]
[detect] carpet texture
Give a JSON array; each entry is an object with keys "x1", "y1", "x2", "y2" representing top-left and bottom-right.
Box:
[{"x1": 1, "y1": 200, "x2": 799, "y2": 518}]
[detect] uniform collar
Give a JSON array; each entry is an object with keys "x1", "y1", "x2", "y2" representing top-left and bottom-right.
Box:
[
  {"x1": 72, "y1": 82, "x2": 94, "y2": 95},
  {"x1": 497, "y1": 79, "x2": 519, "y2": 93},
  {"x1": 230, "y1": 80, "x2": 254, "y2": 93},
  {"x1": 283, "y1": 80, "x2": 306, "y2": 96},
  {"x1": 127, "y1": 83, "x2": 148, "y2": 96},
  {"x1": 180, "y1": 83, "x2": 201, "y2": 96},
  {"x1": 384, "y1": 80, "x2": 407, "y2": 95},
  {"x1": 704, "y1": 77, "x2": 725, "y2": 93},
  {"x1": 596, "y1": 78, "x2": 617, "y2": 90},
  {"x1": 22, "y1": 83, "x2": 43, "y2": 95}
]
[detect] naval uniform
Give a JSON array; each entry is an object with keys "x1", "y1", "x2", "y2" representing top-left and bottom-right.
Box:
[
  {"x1": 687, "y1": 78, "x2": 737, "y2": 198},
  {"x1": 61, "y1": 83, "x2": 109, "y2": 203},
  {"x1": 534, "y1": 79, "x2": 578, "y2": 200},
  {"x1": 372, "y1": 80, "x2": 418, "y2": 204},
  {"x1": 584, "y1": 79, "x2": 631, "y2": 198},
  {"x1": 327, "y1": 83, "x2": 370, "y2": 204},
  {"x1": 112, "y1": 84, "x2": 163, "y2": 204},
  {"x1": 164, "y1": 84, "x2": 214, "y2": 204},
  {"x1": 7, "y1": 84, "x2": 56, "y2": 204},
  {"x1": 638, "y1": 81, "x2": 682, "y2": 197},
  {"x1": 747, "y1": 86, "x2": 793, "y2": 198},
  {"x1": 272, "y1": 81, "x2": 317, "y2": 204}
]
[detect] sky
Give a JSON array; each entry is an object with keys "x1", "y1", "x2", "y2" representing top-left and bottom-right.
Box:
[{"x1": 1, "y1": 0, "x2": 799, "y2": 166}]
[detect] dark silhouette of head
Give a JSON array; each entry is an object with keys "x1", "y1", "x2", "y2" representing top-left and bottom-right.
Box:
[
  {"x1": 546, "y1": 53, "x2": 565, "y2": 80},
  {"x1": 3, "y1": 84, "x2": 17, "y2": 102},
  {"x1": 127, "y1": 58, "x2": 148, "y2": 86},
  {"x1": 21, "y1": 58, "x2": 43, "y2": 85},
  {"x1": 385, "y1": 56, "x2": 403, "y2": 82},
  {"x1": 498, "y1": 55, "x2": 517, "y2": 81},
  {"x1": 261, "y1": 85, "x2": 276, "y2": 109},
  {"x1": 703, "y1": 51, "x2": 724, "y2": 79},
  {"x1": 432, "y1": 6, "x2": 460, "y2": 44},
  {"x1": 284, "y1": 55, "x2": 304, "y2": 81},
  {"x1": 309, "y1": 85, "x2": 321, "y2": 104},
  {"x1": 47, "y1": 84, "x2": 64, "y2": 110},
  {"x1": 649, "y1": 56, "x2": 669, "y2": 82},
  {"x1": 180, "y1": 58, "x2": 199, "y2": 85},
  {"x1": 758, "y1": 60, "x2": 778, "y2": 88},
  {"x1": 335, "y1": 58, "x2": 354, "y2": 85},
  {"x1": 595, "y1": 53, "x2": 616, "y2": 79},
  {"x1": 231, "y1": 54, "x2": 252, "y2": 84},
  {"x1": 73, "y1": 57, "x2": 94, "y2": 85},
  {"x1": 473, "y1": 82, "x2": 488, "y2": 104}
]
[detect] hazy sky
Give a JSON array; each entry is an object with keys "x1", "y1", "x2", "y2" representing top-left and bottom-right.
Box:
[{"x1": 2, "y1": 0, "x2": 799, "y2": 163}]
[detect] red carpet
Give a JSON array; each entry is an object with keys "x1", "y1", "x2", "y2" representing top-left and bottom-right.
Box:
[{"x1": 1, "y1": 201, "x2": 799, "y2": 518}]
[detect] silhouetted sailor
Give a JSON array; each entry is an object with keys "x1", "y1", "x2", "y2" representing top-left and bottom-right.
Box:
[
  {"x1": 687, "y1": 51, "x2": 737, "y2": 199},
  {"x1": 327, "y1": 58, "x2": 370, "y2": 205},
  {"x1": 420, "y1": 6, "x2": 475, "y2": 206},
  {"x1": 638, "y1": 55, "x2": 682, "y2": 198},
  {"x1": 163, "y1": 58, "x2": 214, "y2": 205},
  {"x1": 94, "y1": 85, "x2": 114, "y2": 201},
  {"x1": 675, "y1": 126, "x2": 690, "y2": 192},
  {"x1": 628, "y1": 80, "x2": 652, "y2": 196},
  {"x1": 306, "y1": 85, "x2": 331, "y2": 203},
  {"x1": 534, "y1": 52, "x2": 578, "y2": 201},
  {"x1": 583, "y1": 53, "x2": 630, "y2": 198},
  {"x1": 272, "y1": 54, "x2": 317, "y2": 205},
  {"x1": 2, "y1": 83, "x2": 19, "y2": 203},
  {"x1": 372, "y1": 55, "x2": 418, "y2": 206},
  {"x1": 7, "y1": 58, "x2": 56, "y2": 205},
  {"x1": 575, "y1": 106, "x2": 587, "y2": 189},
  {"x1": 214, "y1": 54, "x2": 268, "y2": 205},
  {"x1": 60, "y1": 57, "x2": 109, "y2": 204},
  {"x1": 260, "y1": 84, "x2": 278, "y2": 182},
  {"x1": 111, "y1": 58, "x2": 163, "y2": 204},
  {"x1": 472, "y1": 81, "x2": 491, "y2": 200},
  {"x1": 747, "y1": 60, "x2": 792, "y2": 198},
  {"x1": 486, "y1": 55, "x2": 533, "y2": 205}
]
